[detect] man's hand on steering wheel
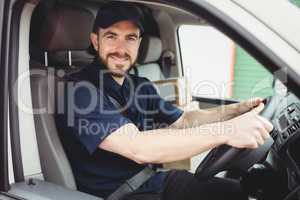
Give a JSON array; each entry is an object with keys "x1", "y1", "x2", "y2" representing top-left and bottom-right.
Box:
[
  {"x1": 223, "y1": 102, "x2": 274, "y2": 149},
  {"x1": 196, "y1": 96, "x2": 276, "y2": 179},
  {"x1": 235, "y1": 97, "x2": 264, "y2": 115}
]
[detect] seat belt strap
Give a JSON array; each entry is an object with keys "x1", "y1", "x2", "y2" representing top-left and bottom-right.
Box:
[
  {"x1": 107, "y1": 95, "x2": 122, "y2": 109},
  {"x1": 106, "y1": 167, "x2": 155, "y2": 200},
  {"x1": 105, "y1": 95, "x2": 156, "y2": 200},
  {"x1": 106, "y1": 94, "x2": 127, "y2": 115}
]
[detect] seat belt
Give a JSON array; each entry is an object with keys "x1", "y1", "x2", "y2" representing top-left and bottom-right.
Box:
[
  {"x1": 106, "y1": 167, "x2": 155, "y2": 200},
  {"x1": 105, "y1": 94, "x2": 156, "y2": 200}
]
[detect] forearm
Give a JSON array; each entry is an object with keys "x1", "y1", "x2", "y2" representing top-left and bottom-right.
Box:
[
  {"x1": 172, "y1": 103, "x2": 239, "y2": 129},
  {"x1": 133, "y1": 125, "x2": 228, "y2": 164},
  {"x1": 101, "y1": 123, "x2": 229, "y2": 164},
  {"x1": 206, "y1": 103, "x2": 240, "y2": 122}
]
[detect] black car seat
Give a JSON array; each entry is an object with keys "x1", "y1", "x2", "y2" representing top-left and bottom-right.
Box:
[
  {"x1": 30, "y1": 4, "x2": 94, "y2": 190},
  {"x1": 30, "y1": 3, "x2": 95, "y2": 68}
]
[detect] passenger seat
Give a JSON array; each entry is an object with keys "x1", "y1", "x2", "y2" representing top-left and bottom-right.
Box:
[
  {"x1": 133, "y1": 35, "x2": 181, "y2": 105},
  {"x1": 133, "y1": 35, "x2": 165, "y2": 81}
]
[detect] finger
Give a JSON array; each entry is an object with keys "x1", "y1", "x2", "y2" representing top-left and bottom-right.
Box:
[
  {"x1": 260, "y1": 126, "x2": 271, "y2": 140},
  {"x1": 257, "y1": 115, "x2": 274, "y2": 132},
  {"x1": 251, "y1": 97, "x2": 263, "y2": 105},
  {"x1": 255, "y1": 98, "x2": 264, "y2": 106},
  {"x1": 252, "y1": 103, "x2": 265, "y2": 114},
  {"x1": 254, "y1": 131, "x2": 265, "y2": 146},
  {"x1": 247, "y1": 97, "x2": 263, "y2": 108},
  {"x1": 247, "y1": 138, "x2": 259, "y2": 149},
  {"x1": 238, "y1": 98, "x2": 262, "y2": 114},
  {"x1": 256, "y1": 123, "x2": 270, "y2": 141}
]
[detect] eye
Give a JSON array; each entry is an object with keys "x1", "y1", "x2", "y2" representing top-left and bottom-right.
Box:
[
  {"x1": 105, "y1": 34, "x2": 116, "y2": 40},
  {"x1": 127, "y1": 36, "x2": 138, "y2": 42}
]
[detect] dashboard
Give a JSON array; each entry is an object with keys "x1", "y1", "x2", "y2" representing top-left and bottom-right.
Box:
[
  {"x1": 272, "y1": 95, "x2": 300, "y2": 152},
  {"x1": 269, "y1": 86, "x2": 300, "y2": 191}
]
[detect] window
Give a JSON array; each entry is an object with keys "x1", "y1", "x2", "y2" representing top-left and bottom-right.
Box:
[
  {"x1": 178, "y1": 25, "x2": 273, "y2": 101},
  {"x1": 289, "y1": 0, "x2": 300, "y2": 8}
]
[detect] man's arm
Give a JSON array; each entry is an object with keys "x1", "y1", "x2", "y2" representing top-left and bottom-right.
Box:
[
  {"x1": 100, "y1": 103, "x2": 273, "y2": 164},
  {"x1": 170, "y1": 98, "x2": 263, "y2": 129}
]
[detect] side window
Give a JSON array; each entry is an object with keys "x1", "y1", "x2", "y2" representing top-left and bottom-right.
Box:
[
  {"x1": 289, "y1": 0, "x2": 300, "y2": 8},
  {"x1": 178, "y1": 25, "x2": 273, "y2": 101}
]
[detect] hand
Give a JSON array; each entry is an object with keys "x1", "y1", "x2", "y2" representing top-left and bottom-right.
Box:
[
  {"x1": 235, "y1": 97, "x2": 264, "y2": 116},
  {"x1": 224, "y1": 103, "x2": 273, "y2": 149}
]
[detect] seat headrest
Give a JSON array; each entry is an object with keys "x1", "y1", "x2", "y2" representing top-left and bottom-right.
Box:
[
  {"x1": 138, "y1": 36, "x2": 162, "y2": 64},
  {"x1": 38, "y1": 5, "x2": 94, "y2": 51}
]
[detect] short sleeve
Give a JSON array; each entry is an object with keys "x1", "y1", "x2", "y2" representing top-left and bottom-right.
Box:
[
  {"x1": 143, "y1": 79, "x2": 184, "y2": 126},
  {"x1": 68, "y1": 85, "x2": 131, "y2": 154}
]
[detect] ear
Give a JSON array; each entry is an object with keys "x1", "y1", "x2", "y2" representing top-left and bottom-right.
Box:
[
  {"x1": 90, "y1": 33, "x2": 99, "y2": 51},
  {"x1": 137, "y1": 37, "x2": 142, "y2": 47}
]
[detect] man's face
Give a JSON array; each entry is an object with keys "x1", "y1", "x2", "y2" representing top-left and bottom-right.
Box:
[{"x1": 90, "y1": 20, "x2": 142, "y2": 77}]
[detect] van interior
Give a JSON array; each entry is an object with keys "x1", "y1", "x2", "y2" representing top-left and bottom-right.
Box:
[{"x1": 5, "y1": 0, "x2": 300, "y2": 200}]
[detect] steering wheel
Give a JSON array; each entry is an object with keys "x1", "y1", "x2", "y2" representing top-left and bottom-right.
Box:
[{"x1": 195, "y1": 96, "x2": 279, "y2": 180}]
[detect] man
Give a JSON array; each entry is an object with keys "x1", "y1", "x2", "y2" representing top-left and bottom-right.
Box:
[{"x1": 56, "y1": 1, "x2": 273, "y2": 200}]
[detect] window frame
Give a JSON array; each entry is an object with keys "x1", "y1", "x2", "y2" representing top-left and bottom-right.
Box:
[
  {"x1": 0, "y1": 0, "x2": 26, "y2": 193},
  {"x1": 0, "y1": 0, "x2": 12, "y2": 192},
  {"x1": 8, "y1": 0, "x2": 26, "y2": 184}
]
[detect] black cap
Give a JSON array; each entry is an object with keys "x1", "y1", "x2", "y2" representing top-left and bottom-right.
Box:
[{"x1": 93, "y1": 2, "x2": 144, "y2": 35}]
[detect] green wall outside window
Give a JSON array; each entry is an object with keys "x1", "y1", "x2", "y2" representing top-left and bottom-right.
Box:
[
  {"x1": 233, "y1": 47, "x2": 273, "y2": 100},
  {"x1": 290, "y1": 0, "x2": 300, "y2": 7},
  {"x1": 233, "y1": 1, "x2": 299, "y2": 100}
]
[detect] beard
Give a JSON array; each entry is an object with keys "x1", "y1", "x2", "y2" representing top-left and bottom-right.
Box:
[{"x1": 100, "y1": 52, "x2": 136, "y2": 78}]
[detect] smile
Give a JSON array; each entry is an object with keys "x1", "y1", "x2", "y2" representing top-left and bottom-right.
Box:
[{"x1": 109, "y1": 55, "x2": 129, "y2": 63}]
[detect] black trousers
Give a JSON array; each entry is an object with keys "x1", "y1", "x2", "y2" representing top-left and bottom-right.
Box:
[{"x1": 122, "y1": 170, "x2": 248, "y2": 200}]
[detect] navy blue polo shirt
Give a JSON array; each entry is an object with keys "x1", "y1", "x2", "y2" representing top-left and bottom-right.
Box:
[{"x1": 56, "y1": 59, "x2": 183, "y2": 198}]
